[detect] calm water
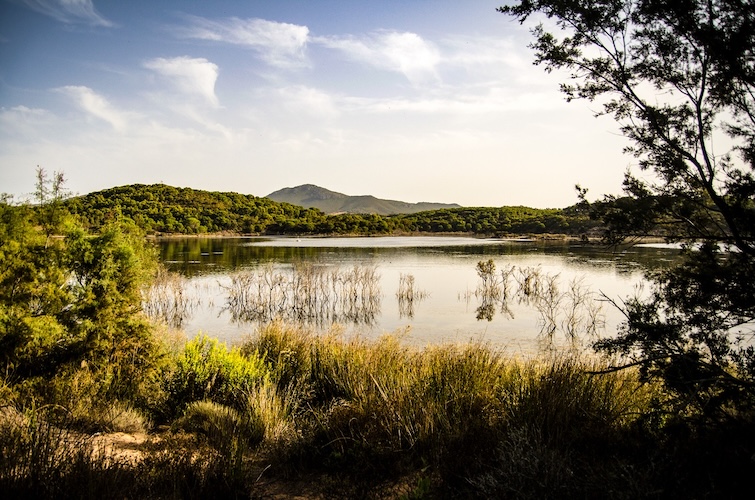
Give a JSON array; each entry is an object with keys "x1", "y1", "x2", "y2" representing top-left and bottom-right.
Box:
[{"x1": 158, "y1": 236, "x2": 680, "y2": 354}]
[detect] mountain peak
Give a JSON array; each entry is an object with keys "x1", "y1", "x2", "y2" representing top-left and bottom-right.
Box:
[
  {"x1": 269, "y1": 184, "x2": 347, "y2": 202},
  {"x1": 266, "y1": 184, "x2": 459, "y2": 215}
]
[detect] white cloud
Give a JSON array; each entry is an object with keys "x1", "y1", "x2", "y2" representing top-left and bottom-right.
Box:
[
  {"x1": 317, "y1": 31, "x2": 440, "y2": 86},
  {"x1": 144, "y1": 56, "x2": 220, "y2": 106},
  {"x1": 1, "y1": 105, "x2": 48, "y2": 118},
  {"x1": 57, "y1": 86, "x2": 129, "y2": 131},
  {"x1": 177, "y1": 16, "x2": 310, "y2": 69},
  {"x1": 0, "y1": 106, "x2": 54, "y2": 145},
  {"x1": 19, "y1": 0, "x2": 113, "y2": 27},
  {"x1": 340, "y1": 85, "x2": 563, "y2": 116},
  {"x1": 274, "y1": 86, "x2": 339, "y2": 117},
  {"x1": 441, "y1": 35, "x2": 528, "y2": 72}
]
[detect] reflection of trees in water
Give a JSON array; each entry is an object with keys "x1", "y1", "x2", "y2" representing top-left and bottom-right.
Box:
[
  {"x1": 223, "y1": 262, "x2": 381, "y2": 326},
  {"x1": 396, "y1": 273, "x2": 429, "y2": 319},
  {"x1": 470, "y1": 260, "x2": 605, "y2": 342}
]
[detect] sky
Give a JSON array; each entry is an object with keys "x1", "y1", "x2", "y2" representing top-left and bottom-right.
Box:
[{"x1": 0, "y1": 0, "x2": 633, "y2": 208}]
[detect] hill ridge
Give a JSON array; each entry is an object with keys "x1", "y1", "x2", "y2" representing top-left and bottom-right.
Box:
[{"x1": 266, "y1": 184, "x2": 460, "y2": 215}]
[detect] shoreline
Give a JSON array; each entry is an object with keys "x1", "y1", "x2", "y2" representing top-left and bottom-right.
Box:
[{"x1": 147, "y1": 231, "x2": 669, "y2": 245}]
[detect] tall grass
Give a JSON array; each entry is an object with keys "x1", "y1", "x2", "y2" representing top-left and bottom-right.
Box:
[
  {"x1": 0, "y1": 406, "x2": 139, "y2": 499},
  {"x1": 224, "y1": 262, "x2": 381, "y2": 326},
  {"x1": 238, "y1": 322, "x2": 657, "y2": 491},
  {"x1": 10, "y1": 319, "x2": 748, "y2": 497}
]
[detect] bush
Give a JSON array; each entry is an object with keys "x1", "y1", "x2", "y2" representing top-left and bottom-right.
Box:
[
  {"x1": 160, "y1": 335, "x2": 269, "y2": 420},
  {"x1": 173, "y1": 399, "x2": 264, "y2": 452}
]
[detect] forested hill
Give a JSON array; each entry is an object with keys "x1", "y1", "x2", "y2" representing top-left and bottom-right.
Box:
[
  {"x1": 63, "y1": 183, "x2": 598, "y2": 236},
  {"x1": 266, "y1": 184, "x2": 461, "y2": 215},
  {"x1": 64, "y1": 184, "x2": 322, "y2": 234}
]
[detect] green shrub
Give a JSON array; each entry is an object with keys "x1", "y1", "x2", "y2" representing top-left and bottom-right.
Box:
[
  {"x1": 161, "y1": 335, "x2": 269, "y2": 420},
  {"x1": 240, "y1": 321, "x2": 313, "y2": 389}
]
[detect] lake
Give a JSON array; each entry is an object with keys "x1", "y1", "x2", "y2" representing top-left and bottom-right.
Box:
[{"x1": 155, "y1": 236, "x2": 680, "y2": 355}]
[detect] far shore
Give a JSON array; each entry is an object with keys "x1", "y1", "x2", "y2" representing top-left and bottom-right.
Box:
[{"x1": 147, "y1": 231, "x2": 669, "y2": 245}]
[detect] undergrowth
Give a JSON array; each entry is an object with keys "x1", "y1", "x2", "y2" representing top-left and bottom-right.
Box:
[{"x1": 1, "y1": 321, "x2": 752, "y2": 498}]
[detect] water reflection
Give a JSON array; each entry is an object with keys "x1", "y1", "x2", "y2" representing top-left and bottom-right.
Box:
[
  {"x1": 143, "y1": 268, "x2": 199, "y2": 329},
  {"x1": 154, "y1": 237, "x2": 682, "y2": 351},
  {"x1": 222, "y1": 262, "x2": 380, "y2": 327},
  {"x1": 396, "y1": 273, "x2": 428, "y2": 319}
]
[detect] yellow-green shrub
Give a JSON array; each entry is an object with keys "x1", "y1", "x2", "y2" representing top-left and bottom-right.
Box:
[{"x1": 160, "y1": 335, "x2": 268, "y2": 420}]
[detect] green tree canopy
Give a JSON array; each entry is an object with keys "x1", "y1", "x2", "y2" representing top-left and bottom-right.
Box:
[
  {"x1": 1, "y1": 175, "x2": 161, "y2": 405},
  {"x1": 501, "y1": 0, "x2": 755, "y2": 421}
]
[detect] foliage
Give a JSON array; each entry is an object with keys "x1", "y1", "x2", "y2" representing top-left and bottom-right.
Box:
[
  {"x1": 392, "y1": 205, "x2": 596, "y2": 235},
  {"x1": 159, "y1": 335, "x2": 268, "y2": 420},
  {"x1": 237, "y1": 323, "x2": 670, "y2": 496},
  {"x1": 1, "y1": 173, "x2": 164, "y2": 428},
  {"x1": 64, "y1": 183, "x2": 336, "y2": 235},
  {"x1": 0, "y1": 406, "x2": 136, "y2": 499},
  {"x1": 501, "y1": 0, "x2": 755, "y2": 423},
  {"x1": 173, "y1": 399, "x2": 264, "y2": 453},
  {"x1": 61, "y1": 182, "x2": 597, "y2": 236},
  {"x1": 5, "y1": 319, "x2": 755, "y2": 497}
]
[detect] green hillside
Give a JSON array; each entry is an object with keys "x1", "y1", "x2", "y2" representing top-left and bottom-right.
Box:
[
  {"x1": 62, "y1": 183, "x2": 597, "y2": 236},
  {"x1": 64, "y1": 184, "x2": 326, "y2": 234}
]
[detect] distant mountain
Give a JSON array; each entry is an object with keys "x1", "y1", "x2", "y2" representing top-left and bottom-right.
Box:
[{"x1": 266, "y1": 184, "x2": 461, "y2": 215}]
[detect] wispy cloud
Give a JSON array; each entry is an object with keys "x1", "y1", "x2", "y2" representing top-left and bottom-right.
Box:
[
  {"x1": 1, "y1": 105, "x2": 48, "y2": 117},
  {"x1": 441, "y1": 35, "x2": 526, "y2": 71},
  {"x1": 317, "y1": 31, "x2": 440, "y2": 86},
  {"x1": 342, "y1": 85, "x2": 561, "y2": 116},
  {"x1": 274, "y1": 86, "x2": 339, "y2": 117},
  {"x1": 176, "y1": 16, "x2": 310, "y2": 69},
  {"x1": 57, "y1": 86, "x2": 129, "y2": 130},
  {"x1": 19, "y1": 0, "x2": 113, "y2": 27},
  {"x1": 144, "y1": 56, "x2": 220, "y2": 106}
]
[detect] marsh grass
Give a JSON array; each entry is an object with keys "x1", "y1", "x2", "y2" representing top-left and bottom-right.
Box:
[
  {"x1": 472, "y1": 260, "x2": 606, "y2": 343},
  {"x1": 0, "y1": 406, "x2": 142, "y2": 498},
  {"x1": 7, "y1": 320, "x2": 748, "y2": 498},
  {"x1": 236, "y1": 322, "x2": 657, "y2": 490},
  {"x1": 173, "y1": 399, "x2": 264, "y2": 455},
  {"x1": 143, "y1": 267, "x2": 198, "y2": 328},
  {"x1": 0, "y1": 404, "x2": 257, "y2": 499},
  {"x1": 396, "y1": 273, "x2": 429, "y2": 319},
  {"x1": 224, "y1": 262, "x2": 381, "y2": 326}
]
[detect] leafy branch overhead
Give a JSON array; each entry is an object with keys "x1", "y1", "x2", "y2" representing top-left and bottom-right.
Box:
[
  {"x1": 501, "y1": 0, "x2": 755, "y2": 421},
  {"x1": 502, "y1": 0, "x2": 754, "y2": 251}
]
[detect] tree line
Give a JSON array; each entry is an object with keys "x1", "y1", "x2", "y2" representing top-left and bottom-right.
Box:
[{"x1": 60, "y1": 182, "x2": 600, "y2": 236}]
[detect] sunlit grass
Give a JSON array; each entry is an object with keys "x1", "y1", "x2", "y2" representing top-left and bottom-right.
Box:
[
  {"x1": 237, "y1": 321, "x2": 658, "y2": 488},
  {"x1": 5, "y1": 319, "x2": 748, "y2": 498}
]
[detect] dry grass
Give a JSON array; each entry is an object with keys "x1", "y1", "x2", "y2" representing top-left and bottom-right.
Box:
[
  {"x1": 472, "y1": 259, "x2": 606, "y2": 343},
  {"x1": 224, "y1": 262, "x2": 381, "y2": 326},
  {"x1": 5, "y1": 320, "x2": 750, "y2": 498}
]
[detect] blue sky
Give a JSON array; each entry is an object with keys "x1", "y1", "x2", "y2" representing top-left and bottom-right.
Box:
[{"x1": 0, "y1": 0, "x2": 631, "y2": 207}]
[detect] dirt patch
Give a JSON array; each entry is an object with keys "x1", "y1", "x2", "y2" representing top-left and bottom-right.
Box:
[{"x1": 91, "y1": 432, "x2": 151, "y2": 463}]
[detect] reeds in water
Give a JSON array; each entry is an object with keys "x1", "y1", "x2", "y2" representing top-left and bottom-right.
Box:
[
  {"x1": 396, "y1": 273, "x2": 429, "y2": 319},
  {"x1": 142, "y1": 267, "x2": 198, "y2": 328},
  {"x1": 472, "y1": 260, "x2": 605, "y2": 342},
  {"x1": 224, "y1": 262, "x2": 381, "y2": 326}
]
